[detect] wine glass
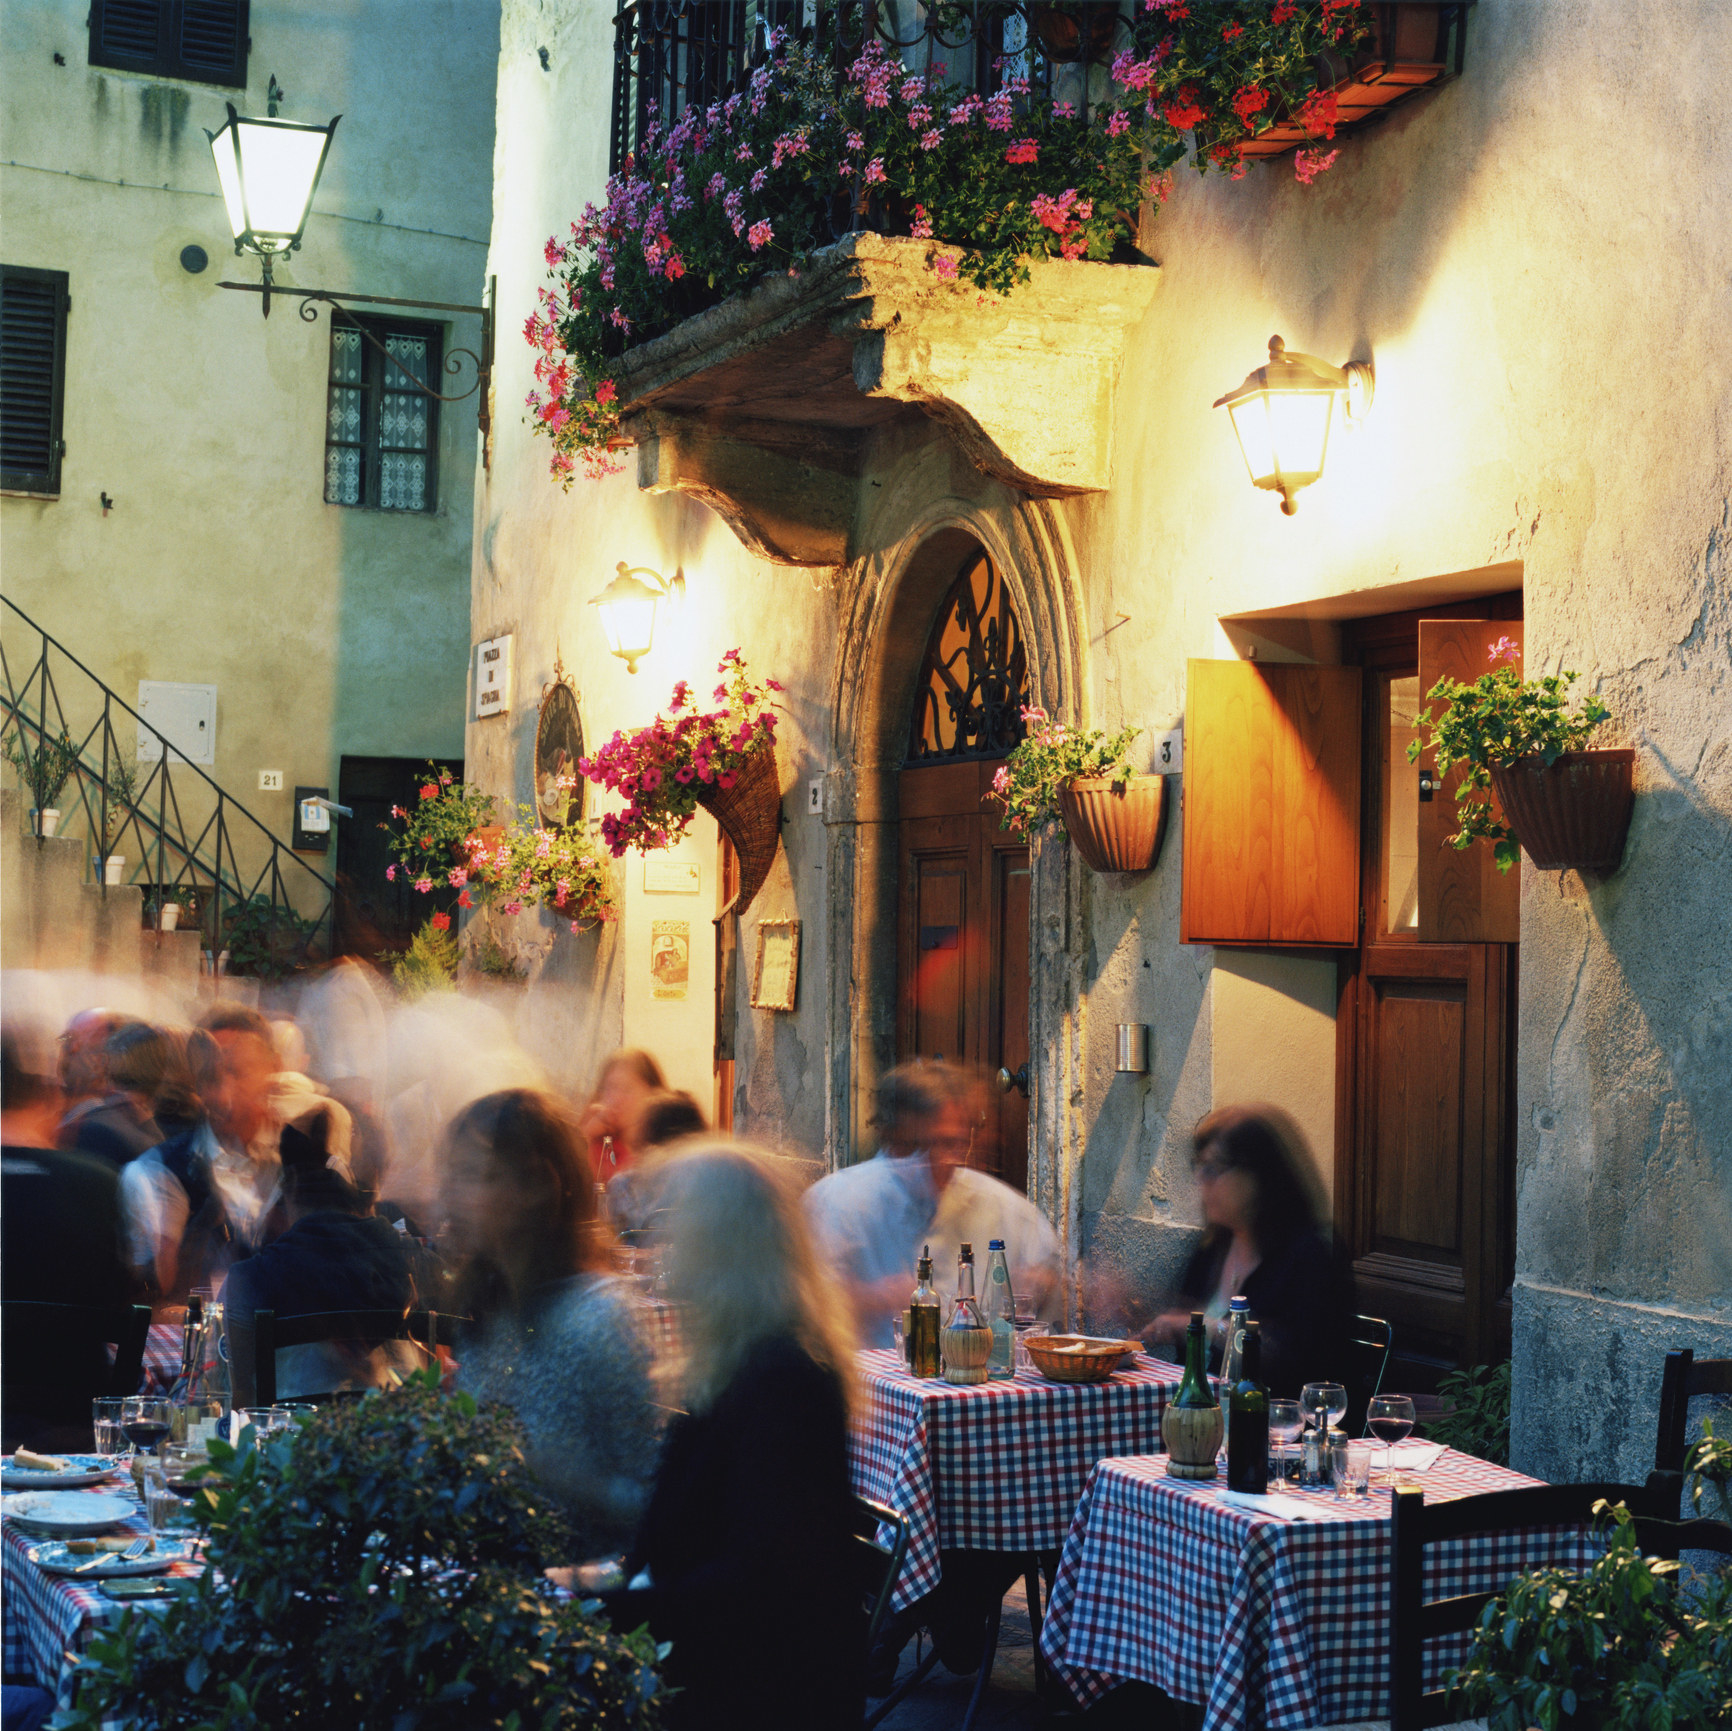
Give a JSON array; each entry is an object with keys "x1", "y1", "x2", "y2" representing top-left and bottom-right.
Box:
[
  {"x1": 1367, "y1": 1394, "x2": 1416, "y2": 1487},
  {"x1": 1268, "y1": 1397, "x2": 1304, "y2": 1487},
  {"x1": 120, "y1": 1395, "x2": 172, "y2": 1462},
  {"x1": 1301, "y1": 1381, "x2": 1348, "y2": 1436}
]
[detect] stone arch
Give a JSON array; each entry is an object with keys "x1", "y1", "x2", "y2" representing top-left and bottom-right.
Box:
[{"x1": 821, "y1": 480, "x2": 1089, "y2": 1247}]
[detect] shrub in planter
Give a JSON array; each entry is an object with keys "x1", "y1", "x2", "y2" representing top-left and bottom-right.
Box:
[
  {"x1": 4, "y1": 723, "x2": 80, "y2": 826},
  {"x1": 1419, "y1": 1360, "x2": 1511, "y2": 1467},
  {"x1": 59, "y1": 1374, "x2": 667, "y2": 1730},
  {"x1": 221, "y1": 894, "x2": 323, "y2": 981}
]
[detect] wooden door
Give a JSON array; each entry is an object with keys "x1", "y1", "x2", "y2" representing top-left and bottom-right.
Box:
[
  {"x1": 334, "y1": 755, "x2": 462, "y2": 958},
  {"x1": 898, "y1": 759, "x2": 1029, "y2": 1189},
  {"x1": 1336, "y1": 598, "x2": 1521, "y2": 1380}
]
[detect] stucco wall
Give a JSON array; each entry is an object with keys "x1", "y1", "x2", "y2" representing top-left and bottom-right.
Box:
[
  {"x1": 0, "y1": 0, "x2": 496, "y2": 904},
  {"x1": 478, "y1": 0, "x2": 1732, "y2": 1479}
]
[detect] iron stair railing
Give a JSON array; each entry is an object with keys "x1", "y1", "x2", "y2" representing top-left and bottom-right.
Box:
[{"x1": 0, "y1": 594, "x2": 335, "y2": 977}]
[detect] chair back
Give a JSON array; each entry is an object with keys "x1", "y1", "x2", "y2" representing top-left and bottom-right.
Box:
[
  {"x1": 848, "y1": 1494, "x2": 909, "y2": 1657},
  {"x1": 1348, "y1": 1313, "x2": 1392, "y2": 1426},
  {"x1": 1389, "y1": 1476, "x2": 1674, "y2": 1731},
  {"x1": 230, "y1": 1307, "x2": 437, "y2": 1408},
  {"x1": 1630, "y1": 1510, "x2": 1732, "y2": 1562},
  {"x1": 1, "y1": 1300, "x2": 152, "y2": 1399},
  {"x1": 1655, "y1": 1348, "x2": 1732, "y2": 1475}
]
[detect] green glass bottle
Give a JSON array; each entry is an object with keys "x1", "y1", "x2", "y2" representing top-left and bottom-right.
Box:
[
  {"x1": 1161, "y1": 1310, "x2": 1224, "y2": 1478},
  {"x1": 908, "y1": 1244, "x2": 942, "y2": 1379},
  {"x1": 1226, "y1": 1318, "x2": 1270, "y2": 1494}
]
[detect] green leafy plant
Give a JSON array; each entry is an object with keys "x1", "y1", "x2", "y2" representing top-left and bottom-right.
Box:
[
  {"x1": 1422, "y1": 1360, "x2": 1512, "y2": 1467},
  {"x1": 221, "y1": 894, "x2": 322, "y2": 981},
  {"x1": 98, "y1": 758, "x2": 140, "y2": 853},
  {"x1": 1405, "y1": 636, "x2": 1612, "y2": 873},
  {"x1": 382, "y1": 761, "x2": 498, "y2": 890},
  {"x1": 392, "y1": 913, "x2": 460, "y2": 1000},
  {"x1": 1686, "y1": 1415, "x2": 1732, "y2": 1524},
  {"x1": 1447, "y1": 1500, "x2": 1732, "y2": 1731},
  {"x1": 985, "y1": 705, "x2": 1139, "y2": 839},
  {"x1": 3, "y1": 723, "x2": 81, "y2": 813},
  {"x1": 59, "y1": 1372, "x2": 668, "y2": 1730}
]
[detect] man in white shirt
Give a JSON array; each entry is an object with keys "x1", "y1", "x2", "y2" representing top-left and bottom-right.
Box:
[{"x1": 804, "y1": 1061, "x2": 1061, "y2": 1349}]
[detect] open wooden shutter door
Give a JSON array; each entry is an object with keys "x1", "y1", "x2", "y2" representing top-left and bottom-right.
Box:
[
  {"x1": 1415, "y1": 621, "x2": 1522, "y2": 943},
  {"x1": 1181, "y1": 660, "x2": 1362, "y2": 945}
]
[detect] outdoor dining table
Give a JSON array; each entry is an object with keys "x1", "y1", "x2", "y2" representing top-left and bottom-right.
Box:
[{"x1": 1037, "y1": 1448, "x2": 1605, "y2": 1731}]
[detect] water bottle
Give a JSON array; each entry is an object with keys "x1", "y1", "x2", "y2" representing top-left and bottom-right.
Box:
[
  {"x1": 984, "y1": 1240, "x2": 1016, "y2": 1379},
  {"x1": 1219, "y1": 1295, "x2": 1250, "y2": 1389}
]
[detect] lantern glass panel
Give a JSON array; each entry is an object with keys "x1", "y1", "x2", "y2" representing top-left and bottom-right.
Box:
[
  {"x1": 1229, "y1": 389, "x2": 1334, "y2": 490},
  {"x1": 599, "y1": 592, "x2": 658, "y2": 665},
  {"x1": 210, "y1": 126, "x2": 247, "y2": 240},
  {"x1": 234, "y1": 119, "x2": 330, "y2": 244}
]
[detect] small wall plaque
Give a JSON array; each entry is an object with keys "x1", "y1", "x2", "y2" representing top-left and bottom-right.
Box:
[
  {"x1": 645, "y1": 860, "x2": 701, "y2": 895},
  {"x1": 474, "y1": 635, "x2": 514, "y2": 720},
  {"x1": 650, "y1": 919, "x2": 690, "y2": 1000},
  {"x1": 750, "y1": 918, "x2": 800, "y2": 1012}
]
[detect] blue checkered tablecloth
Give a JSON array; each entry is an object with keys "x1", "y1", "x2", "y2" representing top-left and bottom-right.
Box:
[
  {"x1": 1038, "y1": 1450, "x2": 1606, "y2": 1731},
  {"x1": 2, "y1": 1478, "x2": 205, "y2": 1693},
  {"x1": 850, "y1": 1347, "x2": 1180, "y2": 1610}
]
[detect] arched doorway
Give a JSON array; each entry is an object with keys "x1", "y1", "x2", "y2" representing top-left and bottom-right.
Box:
[{"x1": 896, "y1": 546, "x2": 1032, "y2": 1188}]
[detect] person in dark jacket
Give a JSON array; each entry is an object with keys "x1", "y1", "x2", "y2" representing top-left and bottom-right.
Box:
[
  {"x1": 62, "y1": 1021, "x2": 186, "y2": 1171},
  {"x1": 223, "y1": 1103, "x2": 418, "y2": 1401},
  {"x1": 617, "y1": 1142, "x2": 864, "y2": 1731},
  {"x1": 1142, "y1": 1104, "x2": 1356, "y2": 1400}
]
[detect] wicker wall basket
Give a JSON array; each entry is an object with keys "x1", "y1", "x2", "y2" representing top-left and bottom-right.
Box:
[
  {"x1": 1058, "y1": 775, "x2": 1169, "y2": 874},
  {"x1": 1488, "y1": 748, "x2": 1635, "y2": 875},
  {"x1": 698, "y1": 744, "x2": 783, "y2": 917}
]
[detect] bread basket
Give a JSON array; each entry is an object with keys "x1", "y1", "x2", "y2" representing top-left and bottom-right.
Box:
[{"x1": 1023, "y1": 1334, "x2": 1141, "y2": 1384}]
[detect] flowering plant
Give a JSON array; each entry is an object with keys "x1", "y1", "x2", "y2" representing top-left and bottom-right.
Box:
[
  {"x1": 1405, "y1": 637, "x2": 1612, "y2": 874},
  {"x1": 380, "y1": 765, "x2": 496, "y2": 890},
  {"x1": 580, "y1": 652, "x2": 781, "y2": 855},
  {"x1": 986, "y1": 707, "x2": 1141, "y2": 838}
]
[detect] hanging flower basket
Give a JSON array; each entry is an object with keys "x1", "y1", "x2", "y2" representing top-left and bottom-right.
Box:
[
  {"x1": 699, "y1": 743, "x2": 783, "y2": 918},
  {"x1": 1059, "y1": 775, "x2": 1169, "y2": 874},
  {"x1": 1487, "y1": 750, "x2": 1635, "y2": 876}
]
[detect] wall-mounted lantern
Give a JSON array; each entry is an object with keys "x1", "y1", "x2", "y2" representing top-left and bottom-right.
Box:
[
  {"x1": 1214, "y1": 335, "x2": 1374, "y2": 515},
  {"x1": 590, "y1": 563, "x2": 686, "y2": 674}
]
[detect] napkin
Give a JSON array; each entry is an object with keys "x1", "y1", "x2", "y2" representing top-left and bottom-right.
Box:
[
  {"x1": 1384, "y1": 1440, "x2": 1447, "y2": 1471},
  {"x1": 1219, "y1": 1487, "x2": 1337, "y2": 1521}
]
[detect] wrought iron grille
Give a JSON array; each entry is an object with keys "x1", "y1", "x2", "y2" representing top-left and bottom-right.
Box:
[
  {"x1": 907, "y1": 550, "x2": 1029, "y2": 762},
  {"x1": 610, "y1": 0, "x2": 1128, "y2": 173},
  {"x1": 1, "y1": 594, "x2": 335, "y2": 977}
]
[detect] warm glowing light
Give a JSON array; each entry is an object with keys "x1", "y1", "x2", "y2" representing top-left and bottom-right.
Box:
[
  {"x1": 1214, "y1": 336, "x2": 1373, "y2": 515},
  {"x1": 591, "y1": 564, "x2": 684, "y2": 673},
  {"x1": 206, "y1": 103, "x2": 339, "y2": 258}
]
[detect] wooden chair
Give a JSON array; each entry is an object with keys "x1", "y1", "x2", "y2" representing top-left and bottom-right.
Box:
[
  {"x1": 1655, "y1": 1348, "x2": 1732, "y2": 1477},
  {"x1": 1630, "y1": 1509, "x2": 1732, "y2": 1563},
  {"x1": 229, "y1": 1307, "x2": 442, "y2": 1408},
  {"x1": 1, "y1": 1299, "x2": 151, "y2": 1398},
  {"x1": 1389, "y1": 1476, "x2": 1676, "y2": 1731},
  {"x1": 1349, "y1": 1313, "x2": 1393, "y2": 1430}
]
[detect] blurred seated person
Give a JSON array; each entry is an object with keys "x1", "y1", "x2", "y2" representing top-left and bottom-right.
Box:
[
  {"x1": 605, "y1": 1089, "x2": 707, "y2": 1239},
  {"x1": 1141, "y1": 1104, "x2": 1355, "y2": 1398},
  {"x1": 223, "y1": 1100, "x2": 421, "y2": 1402},
  {"x1": 445, "y1": 1089, "x2": 659, "y2": 1558},
  {"x1": 120, "y1": 1005, "x2": 286, "y2": 1303},
  {"x1": 577, "y1": 1048, "x2": 665, "y2": 1181},
  {"x1": 54, "y1": 1007, "x2": 124, "y2": 1133},
  {"x1": 2, "y1": 1024, "x2": 133, "y2": 1450},
  {"x1": 617, "y1": 1143, "x2": 863, "y2": 1730},
  {"x1": 804, "y1": 1061, "x2": 1061, "y2": 1349},
  {"x1": 64, "y1": 1020, "x2": 186, "y2": 1171}
]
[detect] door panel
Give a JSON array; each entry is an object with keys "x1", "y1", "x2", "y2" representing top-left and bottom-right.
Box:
[
  {"x1": 1370, "y1": 980, "x2": 1467, "y2": 1255},
  {"x1": 909, "y1": 853, "x2": 969, "y2": 1062},
  {"x1": 993, "y1": 849, "x2": 1032, "y2": 1192}
]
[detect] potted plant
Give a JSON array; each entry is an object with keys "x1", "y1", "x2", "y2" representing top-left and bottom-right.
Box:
[
  {"x1": 57, "y1": 1372, "x2": 668, "y2": 1729},
  {"x1": 1407, "y1": 636, "x2": 1632, "y2": 876},
  {"x1": 4, "y1": 724, "x2": 80, "y2": 837},
  {"x1": 986, "y1": 708, "x2": 1167, "y2": 873},
  {"x1": 221, "y1": 894, "x2": 322, "y2": 980},
  {"x1": 94, "y1": 759, "x2": 138, "y2": 885},
  {"x1": 580, "y1": 651, "x2": 783, "y2": 916},
  {"x1": 1447, "y1": 1500, "x2": 1732, "y2": 1730},
  {"x1": 1686, "y1": 1417, "x2": 1732, "y2": 1526}
]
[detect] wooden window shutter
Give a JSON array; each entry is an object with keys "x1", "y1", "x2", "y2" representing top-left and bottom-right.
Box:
[
  {"x1": 1415, "y1": 620, "x2": 1522, "y2": 942},
  {"x1": 1181, "y1": 659, "x2": 1363, "y2": 945},
  {"x1": 0, "y1": 265, "x2": 70, "y2": 497},
  {"x1": 89, "y1": 0, "x2": 249, "y2": 87}
]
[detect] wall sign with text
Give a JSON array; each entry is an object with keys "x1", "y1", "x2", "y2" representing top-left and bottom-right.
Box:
[{"x1": 474, "y1": 635, "x2": 514, "y2": 720}]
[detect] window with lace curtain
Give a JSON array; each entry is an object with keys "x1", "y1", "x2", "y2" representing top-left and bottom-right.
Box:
[{"x1": 323, "y1": 315, "x2": 441, "y2": 512}]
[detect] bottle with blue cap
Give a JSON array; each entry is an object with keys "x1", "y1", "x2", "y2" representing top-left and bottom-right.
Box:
[{"x1": 984, "y1": 1239, "x2": 1016, "y2": 1379}]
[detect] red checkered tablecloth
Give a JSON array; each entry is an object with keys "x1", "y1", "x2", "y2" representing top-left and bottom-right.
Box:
[
  {"x1": 1038, "y1": 1451, "x2": 1607, "y2": 1731},
  {"x1": 140, "y1": 1321, "x2": 182, "y2": 1394},
  {"x1": 850, "y1": 1347, "x2": 1180, "y2": 1610},
  {"x1": 2, "y1": 1478, "x2": 206, "y2": 1693}
]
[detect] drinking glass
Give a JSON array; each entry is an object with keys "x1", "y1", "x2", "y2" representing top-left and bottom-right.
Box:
[
  {"x1": 1367, "y1": 1394, "x2": 1416, "y2": 1486},
  {"x1": 120, "y1": 1395, "x2": 172, "y2": 1461},
  {"x1": 1268, "y1": 1398, "x2": 1304, "y2": 1487},
  {"x1": 140, "y1": 1456, "x2": 180, "y2": 1538},
  {"x1": 891, "y1": 1310, "x2": 909, "y2": 1364},
  {"x1": 92, "y1": 1397, "x2": 126, "y2": 1455},
  {"x1": 237, "y1": 1407, "x2": 295, "y2": 1447},
  {"x1": 1014, "y1": 1320, "x2": 1049, "y2": 1376},
  {"x1": 1331, "y1": 1438, "x2": 1373, "y2": 1503}
]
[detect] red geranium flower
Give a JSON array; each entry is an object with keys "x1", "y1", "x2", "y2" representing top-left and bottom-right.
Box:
[
  {"x1": 419, "y1": 783, "x2": 438, "y2": 801},
  {"x1": 431, "y1": 911, "x2": 451, "y2": 932}
]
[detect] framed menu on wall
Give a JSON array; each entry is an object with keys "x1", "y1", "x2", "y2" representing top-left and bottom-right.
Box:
[{"x1": 750, "y1": 919, "x2": 800, "y2": 1012}]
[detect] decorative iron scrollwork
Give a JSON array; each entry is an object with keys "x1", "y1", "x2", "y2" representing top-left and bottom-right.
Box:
[{"x1": 907, "y1": 550, "x2": 1029, "y2": 763}]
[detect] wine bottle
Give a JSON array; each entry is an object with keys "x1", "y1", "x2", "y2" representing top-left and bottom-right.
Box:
[
  {"x1": 941, "y1": 1242, "x2": 992, "y2": 1386},
  {"x1": 984, "y1": 1240, "x2": 1016, "y2": 1379},
  {"x1": 1161, "y1": 1310, "x2": 1224, "y2": 1479},
  {"x1": 1226, "y1": 1318, "x2": 1270, "y2": 1494},
  {"x1": 908, "y1": 1244, "x2": 942, "y2": 1379}
]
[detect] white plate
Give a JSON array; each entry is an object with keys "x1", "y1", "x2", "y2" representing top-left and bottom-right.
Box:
[
  {"x1": 2, "y1": 1454, "x2": 123, "y2": 1490},
  {"x1": 29, "y1": 1537, "x2": 190, "y2": 1578},
  {"x1": 2, "y1": 1491, "x2": 137, "y2": 1536}
]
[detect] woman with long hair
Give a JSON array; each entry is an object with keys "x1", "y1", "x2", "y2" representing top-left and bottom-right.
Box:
[
  {"x1": 1142, "y1": 1103, "x2": 1355, "y2": 1397},
  {"x1": 577, "y1": 1048, "x2": 665, "y2": 1181},
  {"x1": 621, "y1": 1141, "x2": 864, "y2": 1729},
  {"x1": 442, "y1": 1088, "x2": 659, "y2": 1558}
]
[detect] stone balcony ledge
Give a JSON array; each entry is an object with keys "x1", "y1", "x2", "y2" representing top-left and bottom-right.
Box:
[{"x1": 615, "y1": 233, "x2": 1160, "y2": 566}]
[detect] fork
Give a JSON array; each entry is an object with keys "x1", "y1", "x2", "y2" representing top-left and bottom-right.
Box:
[{"x1": 72, "y1": 1537, "x2": 151, "y2": 1574}]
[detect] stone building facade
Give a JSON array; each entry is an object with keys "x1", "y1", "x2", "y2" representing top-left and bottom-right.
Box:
[{"x1": 469, "y1": 0, "x2": 1731, "y2": 1484}]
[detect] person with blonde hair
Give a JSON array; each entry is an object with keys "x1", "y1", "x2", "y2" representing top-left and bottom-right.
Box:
[{"x1": 621, "y1": 1141, "x2": 864, "y2": 1729}]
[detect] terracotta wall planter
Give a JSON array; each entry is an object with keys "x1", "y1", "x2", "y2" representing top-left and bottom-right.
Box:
[
  {"x1": 698, "y1": 745, "x2": 783, "y2": 917},
  {"x1": 1488, "y1": 749, "x2": 1635, "y2": 875},
  {"x1": 1059, "y1": 775, "x2": 1168, "y2": 874}
]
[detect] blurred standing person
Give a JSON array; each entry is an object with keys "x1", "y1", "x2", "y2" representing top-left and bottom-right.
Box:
[
  {"x1": 805, "y1": 1061, "x2": 1061, "y2": 1348},
  {"x1": 444, "y1": 1089, "x2": 658, "y2": 1558},
  {"x1": 54, "y1": 1007, "x2": 124, "y2": 1145},
  {"x1": 622, "y1": 1143, "x2": 863, "y2": 1730},
  {"x1": 119, "y1": 1005, "x2": 284, "y2": 1303},
  {"x1": 1141, "y1": 1104, "x2": 1355, "y2": 1397},
  {"x1": 65, "y1": 1021, "x2": 185, "y2": 1170},
  {"x1": 578, "y1": 1048, "x2": 665, "y2": 1181},
  {"x1": 605, "y1": 1089, "x2": 707, "y2": 1239}
]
